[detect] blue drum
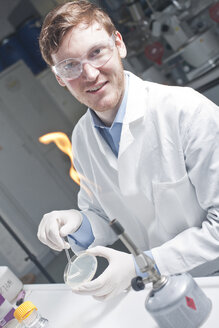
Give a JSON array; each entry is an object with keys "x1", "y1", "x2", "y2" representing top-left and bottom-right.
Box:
[
  {"x1": 17, "y1": 17, "x2": 47, "y2": 74},
  {"x1": 0, "y1": 34, "x2": 38, "y2": 73},
  {"x1": 0, "y1": 58, "x2": 4, "y2": 73}
]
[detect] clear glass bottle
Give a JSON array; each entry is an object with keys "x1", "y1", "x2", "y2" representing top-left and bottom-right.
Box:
[
  {"x1": 13, "y1": 301, "x2": 48, "y2": 328},
  {"x1": 4, "y1": 319, "x2": 20, "y2": 328}
]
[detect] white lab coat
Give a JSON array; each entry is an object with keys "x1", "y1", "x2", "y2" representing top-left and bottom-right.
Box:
[{"x1": 72, "y1": 71, "x2": 219, "y2": 275}]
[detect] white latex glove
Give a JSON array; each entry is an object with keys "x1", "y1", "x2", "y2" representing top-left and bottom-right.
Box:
[
  {"x1": 37, "y1": 209, "x2": 83, "y2": 251},
  {"x1": 73, "y1": 246, "x2": 136, "y2": 301}
]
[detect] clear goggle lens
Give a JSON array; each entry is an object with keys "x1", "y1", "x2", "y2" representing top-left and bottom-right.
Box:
[{"x1": 53, "y1": 34, "x2": 115, "y2": 80}]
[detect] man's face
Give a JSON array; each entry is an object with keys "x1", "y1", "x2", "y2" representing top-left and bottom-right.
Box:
[{"x1": 51, "y1": 23, "x2": 127, "y2": 116}]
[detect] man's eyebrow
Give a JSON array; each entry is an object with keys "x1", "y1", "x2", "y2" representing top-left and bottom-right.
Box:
[
  {"x1": 60, "y1": 39, "x2": 107, "y2": 61},
  {"x1": 87, "y1": 40, "x2": 105, "y2": 52}
]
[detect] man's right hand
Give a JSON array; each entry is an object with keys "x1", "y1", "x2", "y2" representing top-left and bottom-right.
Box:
[{"x1": 37, "y1": 209, "x2": 83, "y2": 251}]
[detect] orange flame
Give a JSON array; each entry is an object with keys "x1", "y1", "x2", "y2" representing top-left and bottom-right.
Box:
[{"x1": 39, "y1": 132, "x2": 93, "y2": 197}]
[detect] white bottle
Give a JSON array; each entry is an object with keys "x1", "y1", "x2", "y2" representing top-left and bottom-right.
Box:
[
  {"x1": 14, "y1": 301, "x2": 48, "y2": 328},
  {"x1": 0, "y1": 267, "x2": 23, "y2": 303},
  {"x1": 0, "y1": 294, "x2": 20, "y2": 328}
]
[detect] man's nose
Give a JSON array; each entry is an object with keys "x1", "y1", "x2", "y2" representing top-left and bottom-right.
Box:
[{"x1": 82, "y1": 62, "x2": 99, "y2": 81}]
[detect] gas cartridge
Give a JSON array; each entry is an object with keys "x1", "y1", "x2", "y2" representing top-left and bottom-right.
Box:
[
  {"x1": 146, "y1": 272, "x2": 211, "y2": 328},
  {"x1": 110, "y1": 219, "x2": 212, "y2": 328}
]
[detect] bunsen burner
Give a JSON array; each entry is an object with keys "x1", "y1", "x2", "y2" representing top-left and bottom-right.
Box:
[
  {"x1": 17, "y1": 17, "x2": 47, "y2": 74},
  {"x1": 0, "y1": 33, "x2": 38, "y2": 73}
]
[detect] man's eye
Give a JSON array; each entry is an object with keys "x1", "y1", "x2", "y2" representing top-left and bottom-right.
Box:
[
  {"x1": 64, "y1": 61, "x2": 78, "y2": 70},
  {"x1": 90, "y1": 47, "x2": 102, "y2": 58}
]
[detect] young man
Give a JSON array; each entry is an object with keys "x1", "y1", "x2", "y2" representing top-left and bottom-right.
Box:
[{"x1": 37, "y1": 0, "x2": 219, "y2": 300}]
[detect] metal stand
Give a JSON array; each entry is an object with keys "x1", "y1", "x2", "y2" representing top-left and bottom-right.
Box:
[{"x1": 0, "y1": 215, "x2": 55, "y2": 283}]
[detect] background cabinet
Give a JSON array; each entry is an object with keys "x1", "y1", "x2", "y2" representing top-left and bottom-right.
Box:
[{"x1": 0, "y1": 61, "x2": 85, "y2": 278}]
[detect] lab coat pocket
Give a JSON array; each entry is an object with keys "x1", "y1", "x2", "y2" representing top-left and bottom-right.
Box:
[{"x1": 152, "y1": 174, "x2": 205, "y2": 235}]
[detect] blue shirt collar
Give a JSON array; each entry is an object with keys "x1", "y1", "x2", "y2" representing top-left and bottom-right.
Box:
[{"x1": 89, "y1": 73, "x2": 129, "y2": 128}]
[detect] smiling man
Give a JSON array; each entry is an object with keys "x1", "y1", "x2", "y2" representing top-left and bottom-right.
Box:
[
  {"x1": 37, "y1": 0, "x2": 219, "y2": 301},
  {"x1": 52, "y1": 23, "x2": 126, "y2": 125}
]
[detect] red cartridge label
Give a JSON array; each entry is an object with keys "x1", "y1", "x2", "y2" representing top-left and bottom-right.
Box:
[{"x1": 185, "y1": 296, "x2": 197, "y2": 310}]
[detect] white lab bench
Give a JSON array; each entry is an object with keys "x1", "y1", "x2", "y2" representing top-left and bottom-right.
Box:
[{"x1": 23, "y1": 277, "x2": 219, "y2": 328}]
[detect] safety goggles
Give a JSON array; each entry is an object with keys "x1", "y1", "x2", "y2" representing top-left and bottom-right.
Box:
[{"x1": 52, "y1": 33, "x2": 116, "y2": 80}]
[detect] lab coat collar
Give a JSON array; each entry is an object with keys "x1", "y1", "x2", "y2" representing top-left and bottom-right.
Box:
[
  {"x1": 118, "y1": 72, "x2": 150, "y2": 194},
  {"x1": 88, "y1": 114, "x2": 118, "y2": 170},
  {"x1": 118, "y1": 71, "x2": 148, "y2": 157},
  {"x1": 87, "y1": 71, "x2": 148, "y2": 168},
  {"x1": 122, "y1": 71, "x2": 147, "y2": 124}
]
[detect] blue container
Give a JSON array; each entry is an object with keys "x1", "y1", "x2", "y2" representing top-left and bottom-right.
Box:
[
  {"x1": 0, "y1": 34, "x2": 38, "y2": 73},
  {"x1": 0, "y1": 57, "x2": 4, "y2": 73},
  {"x1": 17, "y1": 17, "x2": 47, "y2": 74}
]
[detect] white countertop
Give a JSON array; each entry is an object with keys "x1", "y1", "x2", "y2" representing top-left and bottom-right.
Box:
[{"x1": 23, "y1": 277, "x2": 219, "y2": 328}]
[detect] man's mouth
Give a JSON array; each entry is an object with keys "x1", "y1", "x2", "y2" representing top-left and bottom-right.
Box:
[{"x1": 87, "y1": 81, "x2": 108, "y2": 93}]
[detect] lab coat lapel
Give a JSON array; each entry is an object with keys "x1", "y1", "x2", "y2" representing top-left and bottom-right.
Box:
[
  {"x1": 118, "y1": 123, "x2": 134, "y2": 155},
  {"x1": 119, "y1": 72, "x2": 146, "y2": 157},
  {"x1": 118, "y1": 73, "x2": 148, "y2": 193},
  {"x1": 91, "y1": 123, "x2": 118, "y2": 170},
  {"x1": 88, "y1": 72, "x2": 147, "y2": 172}
]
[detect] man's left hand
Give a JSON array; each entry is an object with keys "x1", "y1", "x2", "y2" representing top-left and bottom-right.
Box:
[{"x1": 72, "y1": 246, "x2": 136, "y2": 301}]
